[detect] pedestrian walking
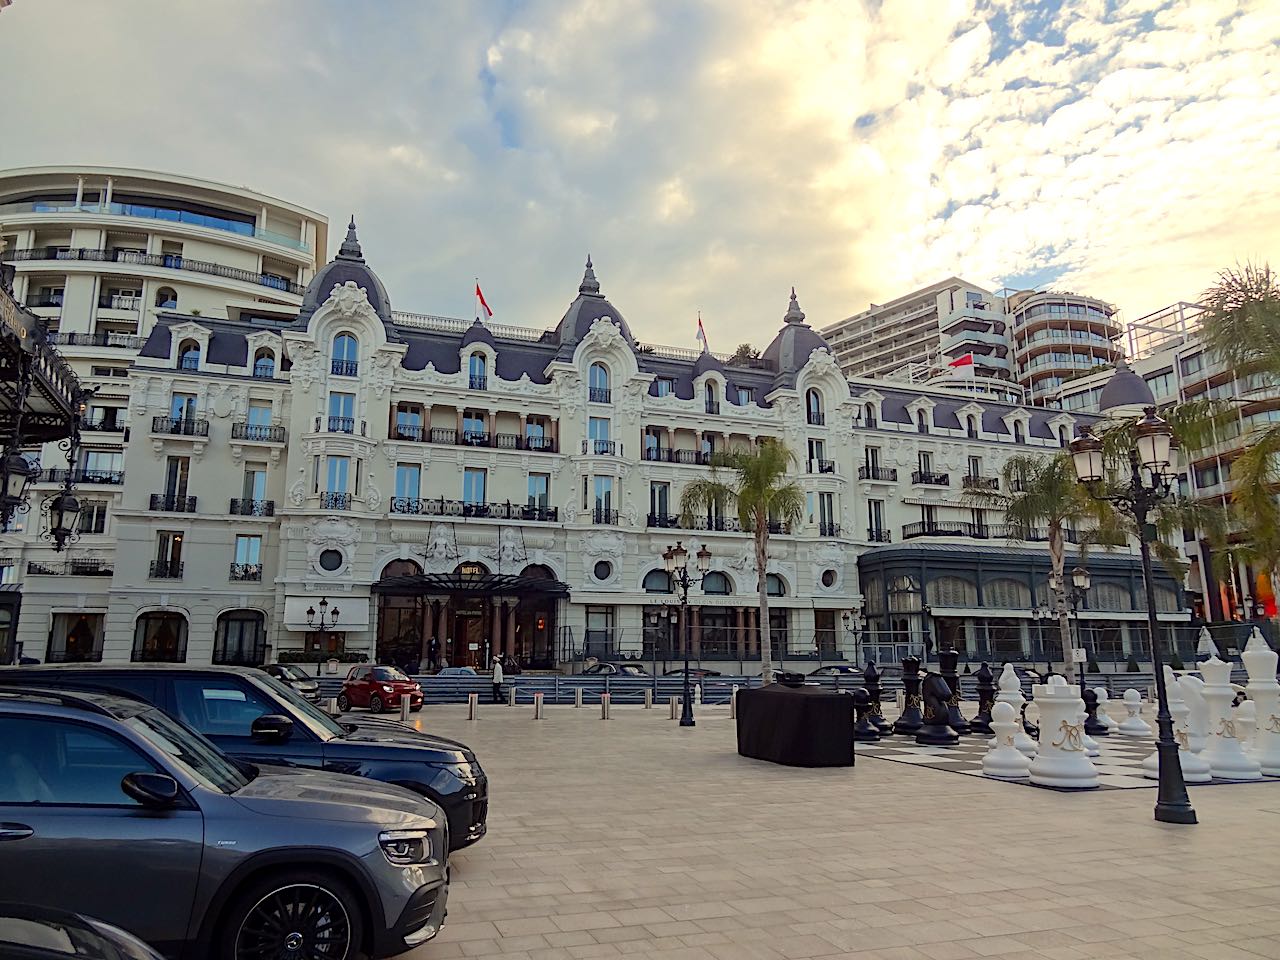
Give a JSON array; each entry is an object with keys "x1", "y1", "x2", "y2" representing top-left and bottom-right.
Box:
[{"x1": 491, "y1": 654, "x2": 505, "y2": 704}]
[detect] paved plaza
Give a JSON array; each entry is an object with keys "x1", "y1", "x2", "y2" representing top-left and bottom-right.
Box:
[{"x1": 406, "y1": 703, "x2": 1280, "y2": 960}]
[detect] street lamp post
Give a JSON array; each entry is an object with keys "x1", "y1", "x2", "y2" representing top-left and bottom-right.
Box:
[
  {"x1": 663, "y1": 540, "x2": 711, "y2": 728},
  {"x1": 1066, "y1": 565, "x2": 1091, "y2": 697},
  {"x1": 1070, "y1": 411, "x2": 1196, "y2": 825},
  {"x1": 305, "y1": 597, "x2": 341, "y2": 656},
  {"x1": 841, "y1": 606, "x2": 865, "y2": 666}
]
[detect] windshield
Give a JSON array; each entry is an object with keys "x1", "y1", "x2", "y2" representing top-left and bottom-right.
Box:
[
  {"x1": 121, "y1": 704, "x2": 249, "y2": 794},
  {"x1": 373, "y1": 666, "x2": 411, "y2": 682},
  {"x1": 279, "y1": 664, "x2": 311, "y2": 682},
  {"x1": 252, "y1": 674, "x2": 347, "y2": 740}
]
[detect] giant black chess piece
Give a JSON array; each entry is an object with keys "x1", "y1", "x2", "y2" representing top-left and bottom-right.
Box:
[
  {"x1": 892, "y1": 656, "x2": 925, "y2": 735},
  {"x1": 1082, "y1": 686, "x2": 1109, "y2": 737},
  {"x1": 937, "y1": 647, "x2": 971, "y2": 735},
  {"x1": 863, "y1": 661, "x2": 892, "y2": 734},
  {"x1": 969, "y1": 662, "x2": 996, "y2": 735},
  {"x1": 916, "y1": 672, "x2": 961, "y2": 746},
  {"x1": 851, "y1": 687, "x2": 881, "y2": 742}
]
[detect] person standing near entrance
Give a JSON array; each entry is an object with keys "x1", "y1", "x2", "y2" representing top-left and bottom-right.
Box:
[
  {"x1": 428, "y1": 636, "x2": 440, "y2": 672},
  {"x1": 491, "y1": 654, "x2": 505, "y2": 704}
]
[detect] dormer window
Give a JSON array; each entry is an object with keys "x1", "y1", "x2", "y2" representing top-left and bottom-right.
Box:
[
  {"x1": 177, "y1": 339, "x2": 200, "y2": 371},
  {"x1": 1058, "y1": 425, "x2": 1069, "y2": 447},
  {"x1": 705, "y1": 382, "x2": 720, "y2": 415},
  {"x1": 469, "y1": 352, "x2": 487, "y2": 390},
  {"x1": 1014, "y1": 420, "x2": 1026, "y2": 444},
  {"x1": 967, "y1": 416, "x2": 978, "y2": 440},
  {"x1": 917, "y1": 410, "x2": 928, "y2": 435},
  {"x1": 806, "y1": 389, "x2": 824, "y2": 426},
  {"x1": 331, "y1": 333, "x2": 358, "y2": 377},
  {"x1": 589, "y1": 362, "x2": 611, "y2": 403},
  {"x1": 864, "y1": 402, "x2": 877, "y2": 428},
  {"x1": 253, "y1": 348, "x2": 275, "y2": 379},
  {"x1": 155, "y1": 287, "x2": 178, "y2": 309}
]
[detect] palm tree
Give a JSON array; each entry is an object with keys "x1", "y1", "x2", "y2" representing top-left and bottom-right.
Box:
[{"x1": 679, "y1": 439, "x2": 805, "y2": 684}]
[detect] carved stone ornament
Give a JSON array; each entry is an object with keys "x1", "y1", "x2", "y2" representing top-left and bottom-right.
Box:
[
  {"x1": 365, "y1": 473, "x2": 382, "y2": 511},
  {"x1": 812, "y1": 539, "x2": 843, "y2": 565},
  {"x1": 422, "y1": 523, "x2": 456, "y2": 573},
  {"x1": 369, "y1": 352, "x2": 396, "y2": 399},
  {"x1": 209, "y1": 383, "x2": 235, "y2": 420},
  {"x1": 309, "y1": 516, "x2": 360, "y2": 547},
  {"x1": 727, "y1": 546, "x2": 756, "y2": 573},
  {"x1": 288, "y1": 468, "x2": 308, "y2": 507},
  {"x1": 328, "y1": 281, "x2": 373, "y2": 320},
  {"x1": 495, "y1": 527, "x2": 524, "y2": 572},
  {"x1": 288, "y1": 342, "x2": 323, "y2": 394},
  {"x1": 578, "y1": 529, "x2": 625, "y2": 560}
]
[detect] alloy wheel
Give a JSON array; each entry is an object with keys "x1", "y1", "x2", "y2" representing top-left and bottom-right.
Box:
[{"x1": 234, "y1": 883, "x2": 351, "y2": 960}]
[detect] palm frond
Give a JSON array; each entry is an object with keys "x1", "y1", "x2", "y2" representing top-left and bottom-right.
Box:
[{"x1": 1200, "y1": 262, "x2": 1280, "y2": 377}]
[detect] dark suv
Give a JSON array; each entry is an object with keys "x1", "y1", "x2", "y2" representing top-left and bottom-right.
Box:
[
  {"x1": 0, "y1": 687, "x2": 449, "y2": 959},
  {"x1": 0, "y1": 664, "x2": 488, "y2": 850}
]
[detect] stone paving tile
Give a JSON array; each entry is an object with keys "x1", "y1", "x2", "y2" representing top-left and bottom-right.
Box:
[{"x1": 403, "y1": 705, "x2": 1280, "y2": 959}]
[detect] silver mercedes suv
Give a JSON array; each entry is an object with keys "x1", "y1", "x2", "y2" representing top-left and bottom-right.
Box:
[{"x1": 0, "y1": 687, "x2": 449, "y2": 959}]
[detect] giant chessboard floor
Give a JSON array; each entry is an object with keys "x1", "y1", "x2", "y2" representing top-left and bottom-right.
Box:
[{"x1": 856, "y1": 731, "x2": 1280, "y2": 790}]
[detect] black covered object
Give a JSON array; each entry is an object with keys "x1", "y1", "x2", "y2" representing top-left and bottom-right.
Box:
[
  {"x1": 893, "y1": 656, "x2": 924, "y2": 735},
  {"x1": 970, "y1": 662, "x2": 996, "y2": 735},
  {"x1": 916, "y1": 673, "x2": 960, "y2": 746},
  {"x1": 937, "y1": 648, "x2": 971, "y2": 734},
  {"x1": 863, "y1": 662, "x2": 892, "y2": 734},
  {"x1": 851, "y1": 687, "x2": 881, "y2": 742},
  {"x1": 1082, "y1": 687, "x2": 1109, "y2": 736},
  {"x1": 736, "y1": 683, "x2": 856, "y2": 767}
]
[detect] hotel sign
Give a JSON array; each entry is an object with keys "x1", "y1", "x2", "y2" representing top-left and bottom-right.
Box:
[{"x1": 1, "y1": 286, "x2": 36, "y2": 353}]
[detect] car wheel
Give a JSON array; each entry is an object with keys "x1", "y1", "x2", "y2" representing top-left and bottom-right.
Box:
[
  {"x1": 369, "y1": 694, "x2": 384, "y2": 713},
  {"x1": 335, "y1": 693, "x2": 350, "y2": 712},
  {"x1": 410, "y1": 704, "x2": 422, "y2": 713},
  {"x1": 219, "y1": 871, "x2": 364, "y2": 960}
]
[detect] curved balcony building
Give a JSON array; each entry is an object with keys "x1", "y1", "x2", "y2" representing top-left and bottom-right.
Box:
[{"x1": 1007, "y1": 289, "x2": 1123, "y2": 401}]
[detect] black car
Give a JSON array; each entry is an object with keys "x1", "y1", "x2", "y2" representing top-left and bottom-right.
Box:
[
  {"x1": 578, "y1": 662, "x2": 649, "y2": 676},
  {"x1": 0, "y1": 903, "x2": 165, "y2": 960},
  {"x1": 0, "y1": 664, "x2": 487, "y2": 851},
  {"x1": 260, "y1": 662, "x2": 321, "y2": 702},
  {"x1": 663, "y1": 667, "x2": 723, "y2": 678}
]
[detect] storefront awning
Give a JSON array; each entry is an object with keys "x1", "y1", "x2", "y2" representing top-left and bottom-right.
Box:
[{"x1": 371, "y1": 572, "x2": 570, "y2": 599}]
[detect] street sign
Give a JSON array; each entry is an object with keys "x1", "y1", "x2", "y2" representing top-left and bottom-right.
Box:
[{"x1": 1071, "y1": 648, "x2": 1086, "y2": 663}]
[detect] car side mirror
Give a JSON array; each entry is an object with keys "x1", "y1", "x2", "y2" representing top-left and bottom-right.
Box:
[
  {"x1": 250, "y1": 714, "x2": 295, "y2": 743},
  {"x1": 121, "y1": 771, "x2": 181, "y2": 808}
]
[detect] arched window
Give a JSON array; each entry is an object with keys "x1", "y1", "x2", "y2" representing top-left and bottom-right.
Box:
[
  {"x1": 155, "y1": 287, "x2": 178, "y2": 309},
  {"x1": 702, "y1": 571, "x2": 732, "y2": 595},
  {"x1": 1058, "y1": 425, "x2": 1069, "y2": 447},
  {"x1": 983, "y1": 578, "x2": 1031, "y2": 609},
  {"x1": 177, "y1": 339, "x2": 200, "y2": 370},
  {"x1": 967, "y1": 416, "x2": 979, "y2": 440},
  {"x1": 806, "y1": 389, "x2": 824, "y2": 425},
  {"x1": 132, "y1": 611, "x2": 189, "y2": 662},
  {"x1": 864, "y1": 402, "x2": 877, "y2": 428},
  {"x1": 332, "y1": 333, "x2": 359, "y2": 376},
  {"x1": 381, "y1": 558, "x2": 424, "y2": 579},
  {"x1": 643, "y1": 569, "x2": 672, "y2": 593},
  {"x1": 917, "y1": 410, "x2": 929, "y2": 434},
  {"x1": 468, "y1": 352, "x2": 487, "y2": 389},
  {"x1": 252, "y1": 347, "x2": 275, "y2": 379},
  {"x1": 705, "y1": 381, "x2": 719, "y2": 414},
  {"x1": 1013, "y1": 420, "x2": 1026, "y2": 443},
  {"x1": 766, "y1": 573, "x2": 786, "y2": 597},
  {"x1": 589, "y1": 363, "x2": 610, "y2": 403},
  {"x1": 213, "y1": 610, "x2": 266, "y2": 666},
  {"x1": 927, "y1": 575, "x2": 977, "y2": 607}
]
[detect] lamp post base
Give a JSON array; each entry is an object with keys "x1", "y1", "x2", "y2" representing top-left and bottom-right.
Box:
[{"x1": 1153, "y1": 740, "x2": 1197, "y2": 824}]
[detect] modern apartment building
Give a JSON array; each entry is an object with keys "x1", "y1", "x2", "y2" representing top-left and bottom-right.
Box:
[
  {"x1": 1, "y1": 223, "x2": 1188, "y2": 670},
  {"x1": 1007, "y1": 289, "x2": 1123, "y2": 402}
]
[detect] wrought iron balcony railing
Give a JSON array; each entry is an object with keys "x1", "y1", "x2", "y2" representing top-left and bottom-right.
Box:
[
  {"x1": 320, "y1": 492, "x2": 352, "y2": 510},
  {"x1": 229, "y1": 498, "x2": 275, "y2": 517},
  {"x1": 389, "y1": 498, "x2": 559, "y2": 522},
  {"x1": 911, "y1": 470, "x2": 950, "y2": 486},
  {"x1": 149, "y1": 560, "x2": 185, "y2": 579},
  {"x1": 152, "y1": 416, "x2": 209, "y2": 437},
  {"x1": 330, "y1": 359, "x2": 359, "y2": 377},
  {"x1": 962, "y1": 475, "x2": 999, "y2": 491},
  {"x1": 150, "y1": 494, "x2": 198, "y2": 513},
  {"x1": 232, "y1": 422, "x2": 286, "y2": 442},
  {"x1": 230, "y1": 563, "x2": 263, "y2": 581},
  {"x1": 857, "y1": 465, "x2": 897, "y2": 481}
]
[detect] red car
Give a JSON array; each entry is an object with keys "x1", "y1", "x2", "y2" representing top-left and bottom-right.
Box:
[{"x1": 338, "y1": 664, "x2": 424, "y2": 713}]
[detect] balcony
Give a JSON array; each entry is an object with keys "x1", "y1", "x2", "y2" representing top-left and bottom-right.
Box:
[
  {"x1": 149, "y1": 560, "x2": 185, "y2": 579},
  {"x1": 705, "y1": 400, "x2": 721, "y2": 415},
  {"x1": 866, "y1": 527, "x2": 892, "y2": 543},
  {"x1": 229, "y1": 498, "x2": 275, "y2": 517},
  {"x1": 49, "y1": 331, "x2": 141, "y2": 349},
  {"x1": 392, "y1": 426, "x2": 558, "y2": 453},
  {"x1": 582, "y1": 439, "x2": 622, "y2": 456},
  {"x1": 525, "y1": 435, "x2": 556, "y2": 452},
  {"x1": 645, "y1": 513, "x2": 788, "y2": 534},
  {"x1": 98, "y1": 294, "x2": 141, "y2": 311},
  {"x1": 589, "y1": 387, "x2": 612, "y2": 403},
  {"x1": 858, "y1": 465, "x2": 897, "y2": 482},
  {"x1": 330, "y1": 359, "x2": 359, "y2": 377},
  {"x1": 900, "y1": 521, "x2": 1075, "y2": 541},
  {"x1": 43, "y1": 468, "x2": 124, "y2": 485},
  {"x1": 808, "y1": 459, "x2": 837, "y2": 474},
  {"x1": 389, "y1": 498, "x2": 559, "y2": 522},
  {"x1": 592, "y1": 508, "x2": 620, "y2": 525},
  {"x1": 44, "y1": 649, "x2": 105, "y2": 663},
  {"x1": 25, "y1": 294, "x2": 63, "y2": 308},
  {"x1": 232, "y1": 422, "x2": 286, "y2": 443},
  {"x1": 316, "y1": 416, "x2": 366, "y2": 435},
  {"x1": 962, "y1": 475, "x2": 999, "y2": 491},
  {"x1": 26, "y1": 559, "x2": 114, "y2": 577},
  {"x1": 462, "y1": 430, "x2": 490, "y2": 446},
  {"x1": 320, "y1": 492, "x2": 352, "y2": 510},
  {"x1": 80, "y1": 416, "x2": 125, "y2": 432},
  {"x1": 150, "y1": 494, "x2": 198, "y2": 513},
  {"x1": 807, "y1": 411, "x2": 825, "y2": 426},
  {"x1": 3, "y1": 247, "x2": 306, "y2": 294},
  {"x1": 911, "y1": 470, "x2": 950, "y2": 486},
  {"x1": 469, "y1": 375, "x2": 488, "y2": 390},
  {"x1": 394, "y1": 424, "x2": 424, "y2": 441},
  {"x1": 643, "y1": 447, "x2": 711, "y2": 465},
  {"x1": 230, "y1": 562, "x2": 263, "y2": 582},
  {"x1": 819, "y1": 522, "x2": 841, "y2": 536},
  {"x1": 152, "y1": 416, "x2": 209, "y2": 437},
  {"x1": 252, "y1": 362, "x2": 275, "y2": 379}
]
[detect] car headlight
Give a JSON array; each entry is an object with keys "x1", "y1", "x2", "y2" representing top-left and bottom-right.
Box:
[
  {"x1": 382, "y1": 684, "x2": 395, "y2": 693},
  {"x1": 379, "y1": 829, "x2": 433, "y2": 865}
]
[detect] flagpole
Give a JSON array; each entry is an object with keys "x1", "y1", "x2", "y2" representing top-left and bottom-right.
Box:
[{"x1": 474, "y1": 277, "x2": 480, "y2": 322}]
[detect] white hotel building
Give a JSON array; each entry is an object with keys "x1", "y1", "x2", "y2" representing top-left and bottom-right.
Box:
[{"x1": 1, "y1": 206, "x2": 1190, "y2": 671}]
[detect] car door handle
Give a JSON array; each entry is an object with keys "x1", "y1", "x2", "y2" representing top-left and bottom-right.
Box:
[{"x1": 0, "y1": 823, "x2": 33, "y2": 841}]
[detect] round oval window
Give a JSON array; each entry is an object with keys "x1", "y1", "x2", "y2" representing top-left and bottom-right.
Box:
[
  {"x1": 319, "y1": 549, "x2": 344, "y2": 572},
  {"x1": 821, "y1": 568, "x2": 837, "y2": 588},
  {"x1": 593, "y1": 560, "x2": 612, "y2": 581}
]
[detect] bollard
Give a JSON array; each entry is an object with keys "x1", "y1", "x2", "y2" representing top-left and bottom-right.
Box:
[
  {"x1": 400, "y1": 694, "x2": 412, "y2": 721},
  {"x1": 601, "y1": 692, "x2": 611, "y2": 720},
  {"x1": 533, "y1": 691, "x2": 544, "y2": 720},
  {"x1": 670, "y1": 696, "x2": 679, "y2": 720},
  {"x1": 508, "y1": 685, "x2": 516, "y2": 708},
  {"x1": 574, "y1": 686, "x2": 583, "y2": 709},
  {"x1": 327, "y1": 697, "x2": 340, "y2": 715},
  {"x1": 467, "y1": 692, "x2": 478, "y2": 720},
  {"x1": 644, "y1": 688, "x2": 653, "y2": 709},
  {"x1": 695, "y1": 682, "x2": 703, "y2": 706},
  {"x1": 730, "y1": 684, "x2": 739, "y2": 719}
]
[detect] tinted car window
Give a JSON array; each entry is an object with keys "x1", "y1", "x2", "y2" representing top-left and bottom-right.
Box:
[
  {"x1": 1, "y1": 716, "x2": 157, "y2": 805},
  {"x1": 250, "y1": 675, "x2": 344, "y2": 740},
  {"x1": 373, "y1": 667, "x2": 409, "y2": 682},
  {"x1": 119, "y1": 706, "x2": 249, "y2": 794},
  {"x1": 172, "y1": 678, "x2": 274, "y2": 737}
]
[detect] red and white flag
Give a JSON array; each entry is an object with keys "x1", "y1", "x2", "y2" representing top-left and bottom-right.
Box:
[
  {"x1": 695, "y1": 313, "x2": 709, "y2": 352},
  {"x1": 474, "y1": 282, "x2": 493, "y2": 318},
  {"x1": 947, "y1": 353, "x2": 976, "y2": 377}
]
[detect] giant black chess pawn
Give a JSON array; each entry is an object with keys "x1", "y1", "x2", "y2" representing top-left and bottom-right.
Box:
[
  {"x1": 937, "y1": 647, "x2": 971, "y2": 735},
  {"x1": 893, "y1": 655, "x2": 925, "y2": 735},
  {"x1": 851, "y1": 687, "x2": 881, "y2": 742},
  {"x1": 968, "y1": 662, "x2": 996, "y2": 735},
  {"x1": 915, "y1": 673, "x2": 961, "y2": 746},
  {"x1": 863, "y1": 661, "x2": 892, "y2": 734},
  {"x1": 1082, "y1": 686, "x2": 1109, "y2": 737}
]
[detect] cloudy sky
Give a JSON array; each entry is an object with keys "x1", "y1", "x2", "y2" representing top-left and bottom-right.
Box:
[{"x1": 1, "y1": 0, "x2": 1277, "y2": 351}]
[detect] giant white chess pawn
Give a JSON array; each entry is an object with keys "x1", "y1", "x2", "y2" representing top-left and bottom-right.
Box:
[
  {"x1": 983, "y1": 701, "x2": 1032, "y2": 780},
  {"x1": 1142, "y1": 669, "x2": 1210, "y2": 782},
  {"x1": 1117, "y1": 688, "x2": 1153, "y2": 738},
  {"x1": 1029, "y1": 676, "x2": 1099, "y2": 789},
  {"x1": 1095, "y1": 690, "x2": 1120, "y2": 733},
  {"x1": 1200, "y1": 655, "x2": 1262, "y2": 781},
  {"x1": 1237, "y1": 700, "x2": 1258, "y2": 756},
  {"x1": 1241, "y1": 627, "x2": 1280, "y2": 776},
  {"x1": 1171, "y1": 673, "x2": 1212, "y2": 783},
  {"x1": 993, "y1": 663, "x2": 1037, "y2": 756}
]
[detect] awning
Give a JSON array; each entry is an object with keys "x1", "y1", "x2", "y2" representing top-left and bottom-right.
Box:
[
  {"x1": 283, "y1": 596, "x2": 371, "y2": 632},
  {"x1": 371, "y1": 572, "x2": 570, "y2": 599}
]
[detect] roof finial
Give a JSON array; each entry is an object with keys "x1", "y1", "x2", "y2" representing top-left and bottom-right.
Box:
[
  {"x1": 579, "y1": 253, "x2": 601, "y2": 297},
  {"x1": 337, "y1": 215, "x2": 364, "y2": 262},
  {"x1": 784, "y1": 287, "x2": 805, "y2": 324}
]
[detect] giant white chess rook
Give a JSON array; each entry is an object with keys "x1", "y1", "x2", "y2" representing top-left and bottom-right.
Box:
[
  {"x1": 1200, "y1": 655, "x2": 1262, "y2": 781},
  {"x1": 1242, "y1": 628, "x2": 1280, "y2": 776},
  {"x1": 1169, "y1": 673, "x2": 1212, "y2": 783},
  {"x1": 1028, "y1": 676, "x2": 1098, "y2": 789}
]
